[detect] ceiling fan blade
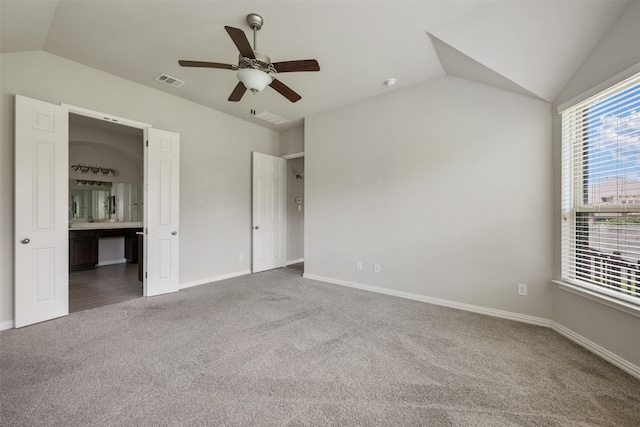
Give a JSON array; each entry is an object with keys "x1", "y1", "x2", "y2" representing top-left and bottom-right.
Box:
[
  {"x1": 224, "y1": 26, "x2": 255, "y2": 59},
  {"x1": 272, "y1": 59, "x2": 320, "y2": 73},
  {"x1": 269, "y1": 78, "x2": 302, "y2": 103},
  {"x1": 228, "y1": 82, "x2": 247, "y2": 102},
  {"x1": 178, "y1": 60, "x2": 235, "y2": 70}
]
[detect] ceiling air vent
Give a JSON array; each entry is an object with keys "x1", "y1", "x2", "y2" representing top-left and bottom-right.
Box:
[
  {"x1": 155, "y1": 73, "x2": 185, "y2": 88},
  {"x1": 254, "y1": 111, "x2": 289, "y2": 125}
]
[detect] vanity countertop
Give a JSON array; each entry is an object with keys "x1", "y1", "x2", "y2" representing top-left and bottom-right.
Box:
[{"x1": 69, "y1": 222, "x2": 143, "y2": 230}]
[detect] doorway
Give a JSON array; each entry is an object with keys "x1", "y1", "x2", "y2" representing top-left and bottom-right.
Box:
[
  {"x1": 15, "y1": 95, "x2": 181, "y2": 327},
  {"x1": 285, "y1": 154, "x2": 304, "y2": 272},
  {"x1": 68, "y1": 113, "x2": 144, "y2": 312}
]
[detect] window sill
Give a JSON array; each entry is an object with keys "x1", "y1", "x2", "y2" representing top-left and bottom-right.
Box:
[{"x1": 552, "y1": 280, "x2": 640, "y2": 319}]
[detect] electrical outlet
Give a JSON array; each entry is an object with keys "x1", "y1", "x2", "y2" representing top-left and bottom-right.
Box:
[
  {"x1": 374, "y1": 264, "x2": 381, "y2": 274},
  {"x1": 518, "y1": 283, "x2": 528, "y2": 296},
  {"x1": 239, "y1": 253, "x2": 244, "y2": 261},
  {"x1": 356, "y1": 261, "x2": 362, "y2": 271}
]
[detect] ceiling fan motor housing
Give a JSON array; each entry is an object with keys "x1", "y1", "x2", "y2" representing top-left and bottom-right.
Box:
[{"x1": 239, "y1": 51, "x2": 276, "y2": 73}]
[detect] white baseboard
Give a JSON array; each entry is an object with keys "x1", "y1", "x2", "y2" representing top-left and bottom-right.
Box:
[
  {"x1": 180, "y1": 270, "x2": 251, "y2": 290},
  {"x1": 550, "y1": 321, "x2": 640, "y2": 379},
  {"x1": 285, "y1": 258, "x2": 304, "y2": 266},
  {"x1": 303, "y1": 274, "x2": 550, "y2": 326},
  {"x1": 96, "y1": 259, "x2": 127, "y2": 267},
  {"x1": 0, "y1": 319, "x2": 15, "y2": 331},
  {"x1": 303, "y1": 273, "x2": 639, "y2": 379}
]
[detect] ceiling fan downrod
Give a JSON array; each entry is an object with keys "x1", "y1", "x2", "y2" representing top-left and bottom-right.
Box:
[{"x1": 246, "y1": 13, "x2": 263, "y2": 51}]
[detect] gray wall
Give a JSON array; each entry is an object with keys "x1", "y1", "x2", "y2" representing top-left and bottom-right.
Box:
[
  {"x1": 305, "y1": 75, "x2": 554, "y2": 319},
  {"x1": 280, "y1": 126, "x2": 304, "y2": 157},
  {"x1": 286, "y1": 157, "x2": 304, "y2": 263},
  {"x1": 551, "y1": 1, "x2": 640, "y2": 368},
  {"x1": 281, "y1": 126, "x2": 305, "y2": 264},
  {"x1": 0, "y1": 51, "x2": 280, "y2": 326},
  {"x1": 302, "y1": 0, "x2": 640, "y2": 371}
]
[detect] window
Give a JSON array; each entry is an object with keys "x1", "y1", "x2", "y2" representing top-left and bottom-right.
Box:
[{"x1": 561, "y1": 73, "x2": 640, "y2": 305}]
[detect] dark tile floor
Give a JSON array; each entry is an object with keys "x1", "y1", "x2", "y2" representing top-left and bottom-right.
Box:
[
  {"x1": 287, "y1": 262, "x2": 304, "y2": 272},
  {"x1": 69, "y1": 263, "x2": 142, "y2": 313},
  {"x1": 70, "y1": 262, "x2": 303, "y2": 313}
]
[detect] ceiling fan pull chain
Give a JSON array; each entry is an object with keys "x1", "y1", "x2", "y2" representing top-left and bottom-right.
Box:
[{"x1": 251, "y1": 91, "x2": 256, "y2": 116}]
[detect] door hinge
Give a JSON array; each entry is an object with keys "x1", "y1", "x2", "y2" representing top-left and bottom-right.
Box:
[
  {"x1": 145, "y1": 272, "x2": 147, "y2": 279},
  {"x1": 145, "y1": 140, "x2": 149, "y2": 147},
  {"x1": 145, "y1": 228, "x2": 148, "y2": 235}
]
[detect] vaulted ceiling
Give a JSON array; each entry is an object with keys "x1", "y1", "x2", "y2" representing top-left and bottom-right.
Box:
[{"x1": 0, "y1": 1, "x2": 630, "y2": 131}]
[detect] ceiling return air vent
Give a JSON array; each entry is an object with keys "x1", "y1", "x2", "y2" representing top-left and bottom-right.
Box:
[
  {"x1": 254, "y1": 111, "x2": 289, "y2": 125},
  {"x1": 154, "y1": 73, "x2": 185, "y2": 88}
]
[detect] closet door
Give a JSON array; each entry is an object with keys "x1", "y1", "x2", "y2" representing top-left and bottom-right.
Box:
[
  {"x1": 14, "y1": 95, "x2": 69, "y2": 327},
  {"x1": 252, "y1": 152, "x2": 285, "y2": 273},
  {"x1": 144, "y1": 128, "x2": 180, "y2": 296}
]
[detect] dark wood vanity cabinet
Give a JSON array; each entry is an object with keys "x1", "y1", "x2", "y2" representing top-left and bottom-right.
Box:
[
  {"x1": 69, "y1": 228, "x2": 142, "y2": 271},
  {"x1": 69, "y1": 230, "x2": 99, "y2": 271}
]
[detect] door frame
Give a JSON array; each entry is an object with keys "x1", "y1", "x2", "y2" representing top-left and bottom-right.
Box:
[
  {"x1": 63, "y1": 103, "x2": 151, "y2": 294},
  {"x1": 60, "y1": 103, "x2": 178, "y2": 297},
  {"x1": 282, "y1": 152, "x2": 304, "y2": 268},
  {"x1": 62, "y1": 104, "x2": 151, "y2": 130},
  {"x1": 64, "y1": 105, "x2": 180, "y2": 298}
]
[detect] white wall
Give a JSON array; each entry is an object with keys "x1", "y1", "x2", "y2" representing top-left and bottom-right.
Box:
[
  {"x1": 97, "y1": 237, "x2": 125, "y2": 266},
  {"x1": 551, "y1": 1, "x2": 640, "y2": 368},
  {"x1": 305, "y1": 75, "x2": 553, "y2": 319},
  {"x1": 0, "y1": 51, "x2": 280, "y2": 326}
]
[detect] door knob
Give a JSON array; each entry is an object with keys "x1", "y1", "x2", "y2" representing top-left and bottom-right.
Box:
[
  {"x1": 171, "y1": 231, "x2": 177, "y2": 235},
  {"x1": 253, "y1": 226, "x2": 259, "y2": 230},
  {"x1": 20, "y1": 238, "x2": 30, "y2": 244}
]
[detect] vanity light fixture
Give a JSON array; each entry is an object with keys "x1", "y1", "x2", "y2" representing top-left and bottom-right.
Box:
[
  {"x1": 71, "y1": 164, "x2": 116, "y2": 175},
  {"x1": 74, "y1": 180, "x2": 112, "y2": 187}
]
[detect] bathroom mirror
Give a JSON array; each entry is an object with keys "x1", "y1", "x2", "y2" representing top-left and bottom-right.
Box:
[{"x1": 69, "y1": 180, "x2": 142, "y2": 222}]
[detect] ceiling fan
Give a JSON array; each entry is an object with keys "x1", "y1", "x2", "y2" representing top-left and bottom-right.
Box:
[{"x1": 178, "y1": 13, "x2": 320, "y2": 105}]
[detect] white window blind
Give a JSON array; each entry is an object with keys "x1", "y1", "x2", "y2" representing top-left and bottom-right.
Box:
[{"x1": 561, "y1": 72, "x2": 640, "y2": 305}]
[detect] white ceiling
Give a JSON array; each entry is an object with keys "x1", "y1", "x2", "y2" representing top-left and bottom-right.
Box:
[{"x1": 0, "y1": 0, "x2": 630, "y2": 131}]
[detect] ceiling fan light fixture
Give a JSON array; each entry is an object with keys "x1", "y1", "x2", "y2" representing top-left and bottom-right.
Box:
[
  {"x1": 237, "y1": 68, "x2": 272, "y2": 92},
  {"x1": 179, "y1": 13, "x2": 319, "y2": 104}
]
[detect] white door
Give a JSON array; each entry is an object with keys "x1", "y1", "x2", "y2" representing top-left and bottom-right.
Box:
[
  {"x1": 14, "y1": 95, "x2": 69, "y2": 327},
  {"x1": 144, "y1": 128, "x2": 180, "y2": 296},
  {"x1": 252, "y1": 152, "x2": 285, "y2": 272}
]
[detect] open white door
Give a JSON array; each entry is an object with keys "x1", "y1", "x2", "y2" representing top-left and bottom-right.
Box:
[
  {"x1": 144, "y1": 128, "x2": 180, "y2": 296},
  {"x1": 14, "y1": 95, "x2": 69, "y2": 327},
  {"x1": 252, "y1": 152, "x2": 285, "y2": 273}
]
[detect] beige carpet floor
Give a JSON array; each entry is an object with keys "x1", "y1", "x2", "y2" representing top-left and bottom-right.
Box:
[{"x1": 1, "y1": 267, "x2": 638, "y2": 426}]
